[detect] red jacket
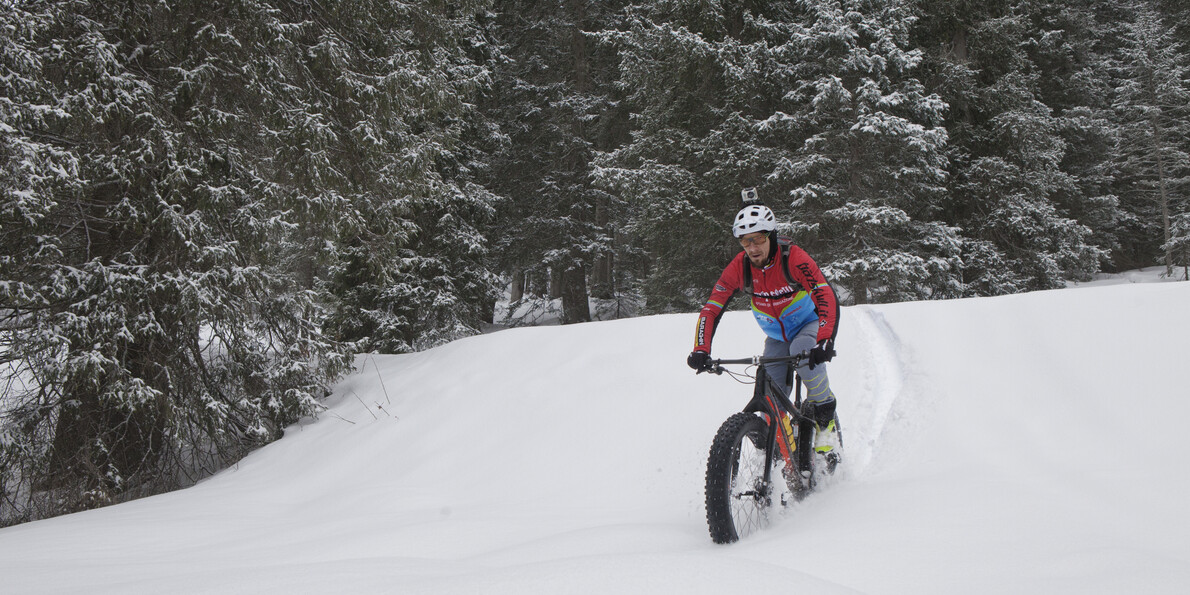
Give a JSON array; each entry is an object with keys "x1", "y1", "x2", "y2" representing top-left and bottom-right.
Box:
[{"x1": 693, "y1": 243, "x2": 839, "y2": 353}]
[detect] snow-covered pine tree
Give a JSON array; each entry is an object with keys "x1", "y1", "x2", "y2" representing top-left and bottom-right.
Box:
[
  {"x1": 913, "y1": 1, "x2": 1105, "y2": 295},
  {"x1": 0, "y1": 0, "x2": 361, "y2": 524},
  {"x1": 1168, "y1": 213, "x2": 1190, "y2": 280},
  {"x1": 599, "y1": 0, "x2": 964, "y2": 307},
  {"x1": 768, "y1": 0, "x2": 962, "y2": 304},
  {"x1": 0, "y1": 2, "x2": 89, "y2": 522},
  {"x1": 309, "y1": 0, "x2": 503, "y2": 351},
  {"x1": 1014, "y1": 0, "x2": 1124, "y2": 269},
  {"x1": 595, "y1": 0, "x2": 810, "y2": 312},
  {"x1": 1110, "y1": 2, "x2": 1190, "y2": 277},
  {"x1": 1157, "y1": 0, "x2": 1190, "y2": 47},
  {"x1": 485, "y1": 0, "x2": 628, "y2": 324}
]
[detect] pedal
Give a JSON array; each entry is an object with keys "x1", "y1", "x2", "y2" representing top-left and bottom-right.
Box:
[{"x1": 822, "y1": 451, "x2": 840, "y2": 475}]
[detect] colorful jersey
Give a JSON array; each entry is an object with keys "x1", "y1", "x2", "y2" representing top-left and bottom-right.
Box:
[{"x1": 693, "y1": 244, "x2": 839, "y2": 352}]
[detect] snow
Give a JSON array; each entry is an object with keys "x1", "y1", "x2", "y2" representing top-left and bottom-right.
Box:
[
  {"x1": 2, "y1": 272, "x2": 1189, "y2": 594},
  {"x1": 1067, "y1": 265, "x2": 1190, "y2": 287}
]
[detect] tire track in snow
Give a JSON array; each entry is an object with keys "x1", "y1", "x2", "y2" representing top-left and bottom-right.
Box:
[{"x1": 838, "y1": 306, "x2": 911, "y2": 476}]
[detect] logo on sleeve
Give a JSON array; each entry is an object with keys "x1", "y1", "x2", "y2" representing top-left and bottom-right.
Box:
[{"x1": 715, "y1": 284, "x2": 726, "y2": 292}]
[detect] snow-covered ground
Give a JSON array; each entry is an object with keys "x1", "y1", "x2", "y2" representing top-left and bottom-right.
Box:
[{"x1": 1, "y1": 272, "x2": 1188, "y2": 594}]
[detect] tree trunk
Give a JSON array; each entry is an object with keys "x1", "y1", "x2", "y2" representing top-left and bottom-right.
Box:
[
  {"x1": 560, "y1": 267, "x2": 591, "y2": 324},
  {"x1": 591, "y1": 196, "x2": 615, "y2": 299},
  {"x1": 591, "y1": 253, "x2": 614, "y2": 299},
  {"x1": 549, "y1": 268, "x2": 563, "y2": 300},
  {"x1": 949, "y1": 28, "x2": 968, "y2": 63},
  {"x1": 510, "y1": 270, "x2": 525, "y2": 302},
  {"x1": 1152, "y1": 116, "x2": 1172, "y2": 276},
  {"x1": 526, "y1": 270, "x2": 547, "y2": 297},
  {"x1": 47, "y1": 356, "x2": 168, "y2": 508},
  {"x1": 852, "y1": 274, "x2": 869, "y2": 305}
]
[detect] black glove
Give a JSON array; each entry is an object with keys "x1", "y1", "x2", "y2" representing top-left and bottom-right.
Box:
[
  {"x1": 687, "y1": 350, "x2": 711, "y2": 371},
  {"x1": 808, "y1": 339, "x2": 836, "y2": 369}
]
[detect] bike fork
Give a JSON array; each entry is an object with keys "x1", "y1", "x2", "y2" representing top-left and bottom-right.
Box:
[{"x1": 762, "y1": 408, "x2": 808, "y2": 505}]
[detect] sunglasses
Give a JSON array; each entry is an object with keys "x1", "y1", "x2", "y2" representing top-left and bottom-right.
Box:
[{"x1": 739, "y1": 234, "x2": 768, "y2": 248}]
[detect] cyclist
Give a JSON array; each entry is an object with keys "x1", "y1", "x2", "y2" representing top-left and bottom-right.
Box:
[{"x1": 687, "y1": 192, "x2": 842, "y2": 466}]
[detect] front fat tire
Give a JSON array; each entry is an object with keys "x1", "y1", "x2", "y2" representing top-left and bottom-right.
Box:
[{"x1": 705, "y1": 412, "x2": 772, "y2": 544}]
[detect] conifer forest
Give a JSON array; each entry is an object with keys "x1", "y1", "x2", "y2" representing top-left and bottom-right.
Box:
[{"x1": 2, "y1": 0, "x2": 1188, "y2": 524}]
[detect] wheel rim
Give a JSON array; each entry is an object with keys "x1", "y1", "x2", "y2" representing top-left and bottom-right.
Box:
[{"x1": 729, "y1": 433, "x2": 771, "y2": 539}]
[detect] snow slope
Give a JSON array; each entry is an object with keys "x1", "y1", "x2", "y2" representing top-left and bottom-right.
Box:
[{"x1": 2, "y1": 279, "x2": 1189, "y2": 594}]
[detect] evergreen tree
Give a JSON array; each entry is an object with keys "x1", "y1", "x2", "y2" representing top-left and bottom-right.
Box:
[
  {"x1": 599, "y1": 0, "x2": 962, "y2": 307},
  {"x1": 770, "y1": 0, "x2": 961, "y2": 304},
  {"x1": 596, "y1": 0, "x2": 809, "y2": 312},
  {"x1": 1169, "y1": 212, "x2": 1190, "y2": 280},
  {"x1": 1110, "y1": 2, "x2": 1190, "y2": 276},
  {"x1": 1157, "y1": 0, "x2": 1190, "y2": 47},
  {"x1": 486, "y1": 0, "x2": 628, "y2": 324},
  {"x1": 913, "y1": 1, "x2": 1105, "y2": 294},
  {"x1": 311, "y1": 0, "x2": 503, "y2": 351},
  {"x1": 1015, "y1": 0, "x2": 1124, "y2": 266},
  {"x1": 0, "y1": 0, "x2": 354, "y2": 522},
  {"x1": 0, "y1": 0, "x2": 506, "y2": 523}
]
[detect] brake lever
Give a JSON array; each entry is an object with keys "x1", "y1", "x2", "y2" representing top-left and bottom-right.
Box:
[{"x1": 695, "y1": 362, "x2": 725, "y2": 375}]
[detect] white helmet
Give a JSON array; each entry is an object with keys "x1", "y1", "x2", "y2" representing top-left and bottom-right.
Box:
[{"x1": 732, "y1": 204, "x2": 776, "y2": 237}]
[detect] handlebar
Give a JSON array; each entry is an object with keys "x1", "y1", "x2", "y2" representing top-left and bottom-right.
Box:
[{"x1": 698, "y1": 353, "x2": 807, "y2": 375}]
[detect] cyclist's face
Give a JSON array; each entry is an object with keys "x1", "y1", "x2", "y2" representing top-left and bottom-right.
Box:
[{"x1": 739, "y1": 232, "x2": 769, "y2": 265}]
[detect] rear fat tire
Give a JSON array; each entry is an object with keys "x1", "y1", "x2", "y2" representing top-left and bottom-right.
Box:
[{"x1": 705, "y1": 412, "x2": 772, "y2": 544}]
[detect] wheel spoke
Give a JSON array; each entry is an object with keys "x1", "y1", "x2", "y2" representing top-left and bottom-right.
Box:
[{"x1": 729, "y1": 435, "x2": 770, "y2": 539}]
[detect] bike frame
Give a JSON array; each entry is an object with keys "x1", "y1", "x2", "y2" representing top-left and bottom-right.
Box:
[{"x1": 704, "y1": 354, "x2": 812, "y2": 495}]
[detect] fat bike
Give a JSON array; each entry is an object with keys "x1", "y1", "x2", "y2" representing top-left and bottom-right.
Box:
[{"x1": 700, "y1": 353, "x2": 842, "y2": 544}]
